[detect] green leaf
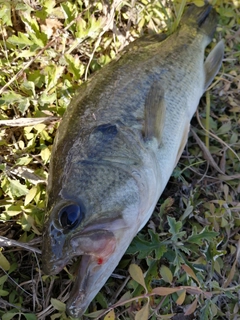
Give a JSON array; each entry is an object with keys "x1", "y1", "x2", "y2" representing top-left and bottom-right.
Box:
[
  {"x1": 16, "y1": 156, "x2": 32, "y2": 166},
  {"x1": 129, "y1": 264, "x2": 147, "y2": 292},
  {"x1": 0, "y1": 289, "x2": 9, "y2": 296},
  {"x1": 40, "y1": 146, "x2": 51, "y2": 164},
  {"x1": 0, "y1": 92, "x2": 23, "y2": 105},
  {"x1": 2, "y1": 313, "x2": 18, "y2": 320},
  {"x1": 8, "y1": 179, "x2": 28, "y2": 198},
  {"x1": 127, "y1": 231, "x2": 167, "y2": 260},
  {"x1": 167, "y1": 216, "x2": 185, "y2": 241},
  {"x1": 0, "y1": 275, "x2": 8, "y2": 285},
  {"x1": 7, "y1": 32, "x2": 33, "y2": 46},
  {"x1": 23, "y1": 314, "x2": 37, "y2": 320},
  {"x1": 51, "y1": 298, "x2": 66, "y2": 312},
  {"x1": 0, "y1": 3, "x2": 12, "y2": 26},
  {"x1": 215, "y1": 121, "x2": 232, "y2": 136},
  {"x1": 0, "y1": 252, "x2": 10, "y2": 271},
  {"x1": 24, "y1": 186, "x2": 38, "y2": 206},
  {"x1": 64, "y1": 54, "x2": 84, "y2": 80},
  {"x1": 188, "y1": 226, "x2": 219, "y2": 245},
  {"x1": 29, "y1": 32, "x2": 47, "y2": 48},
  {"x1": 160, "y1": 265, "x2": 173, "y2": 284},
  {"x1": 18, "y1": 98, "x2": 30, "y2": 115}
]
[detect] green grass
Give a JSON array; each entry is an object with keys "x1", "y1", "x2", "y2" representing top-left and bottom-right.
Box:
[{"x1": 0, "y1": 0, "x2": 239, "y2": 319}]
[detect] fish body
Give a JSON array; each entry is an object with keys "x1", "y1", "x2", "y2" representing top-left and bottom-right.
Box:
[{"x1": 42, "y1": 4, "x2": 224, "y2": 318}]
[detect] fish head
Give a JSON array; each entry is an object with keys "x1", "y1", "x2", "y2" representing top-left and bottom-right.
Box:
[{"x1": 42, "y1": 159, "x2": 144, "y2": 317}]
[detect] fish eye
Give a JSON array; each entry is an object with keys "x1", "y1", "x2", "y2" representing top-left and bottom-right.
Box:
[{"x1": 59, "y1": 204, "x2": 82, "y2": 230}]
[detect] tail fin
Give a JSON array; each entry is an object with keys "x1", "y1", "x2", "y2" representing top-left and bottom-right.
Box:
[{"x1": 181, "y1": 3, "x2": 218, "y2": 39}]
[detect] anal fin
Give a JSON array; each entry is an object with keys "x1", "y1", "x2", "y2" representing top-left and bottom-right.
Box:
[
  {"x1": 174, "y1": 122, "x2": 190, "y2": 167},
  {"x1": 144, "y1": 82, "x2": 166, "y2": 147}
]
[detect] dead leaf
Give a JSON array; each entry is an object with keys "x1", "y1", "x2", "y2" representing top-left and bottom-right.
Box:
[
  {"x1": 152, "y1": 287, "x2": 181, "y2": 296},
  {"x1": 104, "y1": 309, "x2": 115, "y2": 320},
  {"x1": 182, "y1": 265, "x2": 200, "y2": 286},
  {"x1": 176, "y1": 290, "x2": 186, "y2": 305},
  {"x1": 135, "y1": 303, "x2": 149, "y2": 320},
  {"x1": 184, "y1": 297, "x2": 198, "y2": 315}
]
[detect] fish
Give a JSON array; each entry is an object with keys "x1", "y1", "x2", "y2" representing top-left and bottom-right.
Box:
[{"x1": 42, "y1": 3, "x2": 224, "y2": 318}]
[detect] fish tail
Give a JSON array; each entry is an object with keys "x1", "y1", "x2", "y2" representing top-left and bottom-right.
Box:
[{"x1": 181, "y1": 3, "x2": 218, "y2": 40}]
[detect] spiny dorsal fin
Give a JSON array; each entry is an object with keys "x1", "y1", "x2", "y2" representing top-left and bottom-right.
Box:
[
  {"x1": 204, "y1": 40, "x2": 224, "y2": 90},
  {"x1": 144, "y1": 83, "x2": 166, "y2": 147}
]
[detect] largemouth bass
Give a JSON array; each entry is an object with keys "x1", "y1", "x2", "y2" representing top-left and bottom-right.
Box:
[{"x1": 42, "y1": 3, "x2": 224, "y2": 318}]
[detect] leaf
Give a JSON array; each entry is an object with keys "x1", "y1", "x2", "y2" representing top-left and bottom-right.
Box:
[
  {"x1": 23, "y1": 314, "x2": 37, "y2": 320},
  {"x1": 192, "y1": 0, "x2": 205, "y2": 6},
  {"x1": 159, "y1": 197, "x2": 174, "y2": 218},
  {"x1": 103, "y1": 309, "x2": 115, "y2": 320},
  {"x1": 160, "y1": 265, "x2": 173, "y2": 284},
  {"x1": 85, "y1": 310, "x2": 106, "y2": 318},
  {"x1": 215, "y1": 121, "x2": 232, "y2": 136},
  {"x1": 135, "y1": 303, "x2": 149, "y2": 320},
  {"x1": 51, "y1": 298, "x2": 66, "y2": 312},
  {"x1": 167, "y1": 216, "x2": 185, "y2": 241},
  {"x1": 182, "y1": 265, "x2": 200, "y2": 286},
  {"x1": 0, "y1": 275, "x2": 8, "y2": 285},
  {"x1": 152, "y1": 287, "x2": 181, "y2": 296},
  {"x1": 184, "y1": 297, "x2": 198, "y2": 315},
  {"x1": 8, "y1": 179, "x2": 28, "y2": 198},
  {"x1": 2, "y1": 313, "x2": 18, "y2": 320},
  {"x1": 7, "y1": 32, "x2": 33, "y2": 46},
  {"x1": 127, "y1": 231, "x2": 167, "y2": 260},
  {"x1": 18, "y1": 98, "x2": 30, "y2": 115},
  {"x1": 188, "y1": 226, "x2": 218, "y2": 245},
  {"x1": 40, "y1": 146, "x2": 51, "y2": 164},
  {"x1": 118, "y1": 291, "x2": 132, "y2": 304},
  {"x1": 0, "y1": 289, "x2": 9, "y2": 296},
  {"x1": 0, "y1": 92, "x2": 23, "y2": 105},
  {"x1": 0, "y1": 252, "x2": 10, "y2": 270},
  {"x1": 176, "y1": 290, "x2": 186, "y2": 305},
  {"x1": 64, "y1": 54, "x2": 84, "y2": 80},
  {"x1": 4, "y1": 204, "x2": 22, "y2": 216},
  {"x1": 16, "y1": 156, "x2": 32, "y2": 166},
  {"x1": 129, "y1": 264, "x2": 147, "y2": 292},
  {"x1": 0, "y1": 3, "x2": 12, "y2": 26}
]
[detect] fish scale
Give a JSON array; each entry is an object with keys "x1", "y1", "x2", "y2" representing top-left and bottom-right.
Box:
[{"x1": 42, "y1": 3, "x2": 224, "y2": 318}]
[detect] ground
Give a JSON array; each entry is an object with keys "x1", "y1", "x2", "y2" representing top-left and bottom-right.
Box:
[{"x1": 0, "y1": 1, "x2": 239, "y2": 320}]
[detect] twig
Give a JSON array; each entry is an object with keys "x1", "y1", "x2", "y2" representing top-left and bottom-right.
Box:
[
  {"x1": 0, "y1": 117, "x2": 59, "y2": 127},
  {"x1": 0, "y1": 235, "x2": 41, "y2": 254},
  {"x1": 191, "y1": 128, "x2": 224, "y2": 175},
  {"x1": 196, "y1": 110, "x2": 240, "y2": 162}
]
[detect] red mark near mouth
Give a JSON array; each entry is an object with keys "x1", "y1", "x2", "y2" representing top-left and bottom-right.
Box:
[{"x1": 97, "y1": 257, "x2": 103, "y2": 265}]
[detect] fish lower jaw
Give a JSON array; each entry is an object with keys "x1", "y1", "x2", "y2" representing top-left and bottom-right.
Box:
[{"x1": 66, "y1": 293, "x2": 86, "y2": 319}]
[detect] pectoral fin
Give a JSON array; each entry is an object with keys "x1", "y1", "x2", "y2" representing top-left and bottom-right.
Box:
[
  {"x1": 144, "y1": 83, "x2": 166, "y2": 147},
  {"x1": 204, "y1": 40, "x2": 224, "y2": 90}
]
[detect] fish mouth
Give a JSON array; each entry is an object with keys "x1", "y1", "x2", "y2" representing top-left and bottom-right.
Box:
[
  {"x1": 42, "y1": 217, "x2": 135, "y2": 317},
  {"x1": 65, "y1": 231, "x2": 132, "y2": 318},
  {"x1": 60, "y1": 230, "x2": 117, "y2": 318},
  {"x1": 66, "y1": 254, "x2": 104, "y2": 318}
]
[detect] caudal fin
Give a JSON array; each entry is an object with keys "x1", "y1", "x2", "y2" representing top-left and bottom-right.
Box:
[{"x1": 181, "y1": 3, "x2": 218, "y2": 40}]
